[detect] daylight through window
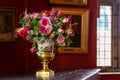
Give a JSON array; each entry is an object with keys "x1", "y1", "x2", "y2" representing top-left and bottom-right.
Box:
[{"x1": 97, "y1": 5, "x2": 112, "y2": 67}]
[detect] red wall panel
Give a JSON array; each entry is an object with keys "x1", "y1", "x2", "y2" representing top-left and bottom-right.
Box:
[{"x1": 100, "y1": 75, "x2": 120, "y2": 80}]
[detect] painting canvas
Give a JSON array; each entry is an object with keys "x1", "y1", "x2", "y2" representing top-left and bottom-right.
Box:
[{"x1": 0, "y1": 8, "x2": 16, "y2": 41}]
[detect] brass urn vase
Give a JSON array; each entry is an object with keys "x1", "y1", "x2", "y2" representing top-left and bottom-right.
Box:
[{"x1": 36, "y1": 39, "x2": 55, "y2": 79}]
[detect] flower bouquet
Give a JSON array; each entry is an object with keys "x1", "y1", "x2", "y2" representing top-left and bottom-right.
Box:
[{"x1": 15, "y1": 8, "x2": 77, "y2": 54}]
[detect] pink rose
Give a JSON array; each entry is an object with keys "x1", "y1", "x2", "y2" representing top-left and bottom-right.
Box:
[
  {"x1": 39, "y1": 26, "x2": 47, "y2": 34},
  {"x1": 30, "y1": 47, "x2": 38, "y2": 53},
  {"x1": 40, "y1": 17, "x2": 51, "y2": 27},
  {"x1": 39, "y1": 26, "x2": 53, "y2": 35},
  {"x1": 57, "y1": 36, "x2": 65, "y2": 44},
  {"x1": 31, "y1": 13, "x2": 39, "y2": 19}
]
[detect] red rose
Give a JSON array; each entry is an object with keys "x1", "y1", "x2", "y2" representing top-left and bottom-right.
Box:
[
  {"x1": 20, "y1": 29, "x2": 28, "y2": 38},
  {"x1": 24, "y1": 26, "x2": 30, "y2": 30}
]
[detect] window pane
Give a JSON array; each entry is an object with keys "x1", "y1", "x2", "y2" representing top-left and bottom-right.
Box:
[
  {"x1": 100, "y1": 45, "x2": 105, "y2": 51},
  {"x1": 105, "y1": 45, "x2": 111, "y2": 51},
  {"x1": 105, "y1": 38, "x2": 111, "y2": 44},
  {"x1": 99, "y1": 52, "x2": 105, "y2": 58},
  {"x1": 105, "y1": 59, "x2": 111, "y2": 66},
  {"x1": 97, "y1": 5, "x2": 112, "y2": 67},
  {"x1": 99, "y1": 32, "x2": 105, "y2": 36},
  {"x1": 99, "y1": 38, "x2": 104, "y2": 44},
  {"x1": 105, "y1": 52, "x2": 111, "y2": 58}
]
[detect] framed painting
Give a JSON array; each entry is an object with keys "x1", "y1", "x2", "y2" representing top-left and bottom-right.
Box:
[
  {"x1": 53, "y1": 7, "x2": 89, "y2": 54},
  {"x1": 0, "y1": 8, "x2": 16, "y2": 41},
  {"x1": 50, "y1": 0, "x2": 87, "y2": 5}
]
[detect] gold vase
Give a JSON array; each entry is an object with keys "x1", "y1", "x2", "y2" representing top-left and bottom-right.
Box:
[{"x1": 36, "y1": 51, "x2": 55, "y2": 79}]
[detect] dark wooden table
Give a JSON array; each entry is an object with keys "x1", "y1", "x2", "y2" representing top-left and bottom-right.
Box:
[{"x1": 0, "y1": 69, "x2": 100, "y2": 80}]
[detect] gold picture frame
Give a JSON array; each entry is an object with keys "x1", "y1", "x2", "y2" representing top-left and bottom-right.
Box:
[
  {"x1": 0, "y1": 7, "x2": 16, "y2": 41},
  {"x1": 50, "y1": 0, "x2": 87, "y2": 5},
  {"x1": 53, "y1": 7, "x2": 89, "y2": 54}
]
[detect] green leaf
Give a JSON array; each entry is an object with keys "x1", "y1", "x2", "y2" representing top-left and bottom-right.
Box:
[
  {"x1": 19, "y1": 18, "x2": 27, "y2": 26},
  {"x1": 66, "y1": 38, "x2": 72, "y2": 46},
  {"x1": 31, "y1": 19, "x2": 40, "y2": 27}
]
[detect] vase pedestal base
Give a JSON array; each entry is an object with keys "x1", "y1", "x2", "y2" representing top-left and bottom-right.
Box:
[
  {"x1": 36, "y1": 69, "x2": 54, "y2": 79},
  {"x1": 36, "y1": 52, "x2": 55, "y2": 79}
]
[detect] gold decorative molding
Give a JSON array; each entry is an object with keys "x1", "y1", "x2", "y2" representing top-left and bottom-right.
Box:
[{"x1": 50, "y1": 0, "x2": 87, "y2": 5}]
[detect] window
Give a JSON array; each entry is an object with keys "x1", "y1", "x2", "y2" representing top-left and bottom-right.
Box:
[{"x1": 97, "y1": 6, "x2": 112, "y2": 67}]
